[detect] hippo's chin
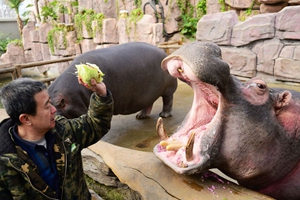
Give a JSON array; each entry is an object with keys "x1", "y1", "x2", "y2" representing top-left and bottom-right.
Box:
[{"x1": 153, "y1": 79, "x2": 224, "y2": 174}]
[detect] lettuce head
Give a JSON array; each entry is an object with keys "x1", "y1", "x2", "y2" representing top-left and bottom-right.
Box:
[{"x1": 75, "y1": 62, "x2": 105, "y2": 86}]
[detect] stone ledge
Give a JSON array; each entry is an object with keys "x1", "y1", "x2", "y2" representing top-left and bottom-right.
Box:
[{"x1": 82, "y1": 141, "x2": 275, "y2": 200}]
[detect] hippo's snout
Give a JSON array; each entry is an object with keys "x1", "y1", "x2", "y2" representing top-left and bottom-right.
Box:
[{"x1": 154, "y1": 42, "x2": 229, "y2": 174}]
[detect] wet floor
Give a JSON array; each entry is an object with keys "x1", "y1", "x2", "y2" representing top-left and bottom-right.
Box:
[
  {"x1": 101, "y1": 80, "x2": 193, "y2": 152},
  {"x1": 101, "y1": 79, "x2": 300, "y2": 152}
]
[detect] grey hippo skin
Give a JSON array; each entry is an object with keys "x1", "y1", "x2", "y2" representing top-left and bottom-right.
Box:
[
  {"x1": 48, "y1": 42, "x2": 177, "y2": 119},
  {"x1": 153, "y1": 41, "x2": 300, "y2": 200}
]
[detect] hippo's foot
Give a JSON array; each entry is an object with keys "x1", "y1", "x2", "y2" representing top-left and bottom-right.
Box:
[
  {"x1": 136, "y1": 106, "x2": 153, "y2": 119},
  {"x1": 159, "y1": 111, "x2": 172, "y2": 118},
  {"x1": 136, "y1": 111, "x2": 150, "y2": 119}
]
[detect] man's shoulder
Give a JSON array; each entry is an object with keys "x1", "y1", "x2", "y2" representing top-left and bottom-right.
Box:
[
  {"x1": 0, "y1": 118, "x2": 13, "y2": 126},
  {"x1": 0, "y1": 118, "x2": 16, "y2": 155}
]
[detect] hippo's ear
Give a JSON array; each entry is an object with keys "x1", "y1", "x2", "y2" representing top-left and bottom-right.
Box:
[
  {"x1": 274, "y1": 91, "x2": 292, "y2": 110},
  {"x1": 56, "y1": 98, "x2": 66, "y2": 109}
]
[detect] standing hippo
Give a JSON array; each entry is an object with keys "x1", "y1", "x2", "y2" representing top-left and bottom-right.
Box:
[
  {"x1": 153, "y1": 42, "x2": 300, "y2": 200},
  {"x1": 48, "y1": 42, "x2": 177, "y2": 119}
]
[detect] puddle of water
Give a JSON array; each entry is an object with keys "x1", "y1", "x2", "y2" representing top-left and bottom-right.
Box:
[{"x1": 182, "y1": 179, "x2": 204, "y2": 192}]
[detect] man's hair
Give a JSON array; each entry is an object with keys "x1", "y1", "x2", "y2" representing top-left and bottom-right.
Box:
[{"x1": 0, "y1": 78, "x2": 47, "y2": 125}]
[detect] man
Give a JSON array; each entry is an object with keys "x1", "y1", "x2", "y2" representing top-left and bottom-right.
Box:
[{"x1": 0, "y1": 77, "x2": 113, "y2": 199}]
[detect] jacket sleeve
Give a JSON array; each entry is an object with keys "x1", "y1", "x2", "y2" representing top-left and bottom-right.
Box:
[
  {"x1": 0, "y1": 164, "x2": 28, "y2": 200},
  {"x1": 0, "y1": 186, "x2": 14, "y2": 200},
  {"x1": 55, "y1": 91, "x2": 114, "y2": 149}
]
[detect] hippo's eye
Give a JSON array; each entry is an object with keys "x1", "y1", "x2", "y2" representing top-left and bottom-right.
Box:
[{"x1": 257, "y1": 83, "x2": 266, "y2": 90}]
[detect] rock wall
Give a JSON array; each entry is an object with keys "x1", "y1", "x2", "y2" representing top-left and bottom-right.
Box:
[{"x1": 197, "y1": 5, "x2": 300, "y2": 83}]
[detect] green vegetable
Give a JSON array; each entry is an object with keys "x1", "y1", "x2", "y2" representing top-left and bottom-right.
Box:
[{"x1": 75, "y1": 62, "x2": 105, "y2": 86}]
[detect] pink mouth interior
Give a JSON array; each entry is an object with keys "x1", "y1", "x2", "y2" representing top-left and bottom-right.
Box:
[{"x1": 155, "y1": 80, "x2": 220, "y2": 171}]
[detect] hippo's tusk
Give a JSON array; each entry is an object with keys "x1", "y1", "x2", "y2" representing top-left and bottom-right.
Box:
[
  {"x1": 186, "y1": 132, "x2": 195, "y2": 161},
  {"x1": 156, "y1": 117, "x2": 168, "y2": 140},
  {"x1": 156, "y1": 117, "x2": 185, "y2": 151},
  {"x1": 178, "y1": 68, "x2": 183, "y2": 73}
]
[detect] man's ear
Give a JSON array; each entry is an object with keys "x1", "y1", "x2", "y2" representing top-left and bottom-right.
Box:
[
  {"x1": 274, "y1": 91, "x2": 292, "y2": 110},
  {"x1": 19, "y1": 114, "x2": 32, "y2": 125}
]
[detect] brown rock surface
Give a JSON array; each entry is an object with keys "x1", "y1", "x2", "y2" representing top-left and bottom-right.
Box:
[
  {"x1": 231, "y1": 13, "x2": 276, "y2": 46},
  {"x1": 259, "y1": 0, "x2": 289, "y2": 4},
  {"x1": 225, "y1": 0, "x2": 255, "y2": 9},
  {"x1": 276, "y1": 5, "x2": 300, "y2": 39},
  {"x1": 87, "y1": 141, "x2": 274, "y2": 200},
  {"x1": 260, "y1": 2, "x2": 289, "y2": 13},
  {"x1": 196, "y1": 11, "x2": 239, "y2": 45}
]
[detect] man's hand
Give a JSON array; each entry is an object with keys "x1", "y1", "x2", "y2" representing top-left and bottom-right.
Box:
[{"x1": 78, "y1": 77, "x2": 107, "y2": 97}]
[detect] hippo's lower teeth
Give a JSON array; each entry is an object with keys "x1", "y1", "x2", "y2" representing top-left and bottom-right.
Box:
[
  {"x1": 159, "y1": 140, "x2": 185, "y2": 151},
  {"x1": 166, "y1": 143, "x2": 185, "y2": 151},
  {"x1": 156, "y1": 117, "x2": 168, "y2": 140},
  {"x1": 186, "y1": 132, "x2": 195, "y2": 161}
]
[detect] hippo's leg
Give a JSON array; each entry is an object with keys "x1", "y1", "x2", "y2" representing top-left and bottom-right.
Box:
[
  {"x1": 159, "y1": 94, "x2": 173, "y2": 118},
  {"x1": 136, "y1": 105, "x2": 153, "y2": 119}
]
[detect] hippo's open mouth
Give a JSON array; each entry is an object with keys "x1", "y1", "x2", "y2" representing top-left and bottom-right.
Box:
[{"x1": 153, "y1": 64, "x2": 224, "y2": 175}]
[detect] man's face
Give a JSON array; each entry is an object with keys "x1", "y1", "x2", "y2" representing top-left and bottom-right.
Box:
[{"x1": 29, "y1": 90, "x2": 57, "y2": 133}]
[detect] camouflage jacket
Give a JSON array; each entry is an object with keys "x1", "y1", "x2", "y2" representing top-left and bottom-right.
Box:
[{"x1": 0, "y1": 92, "x2": 113, "y2": 200}]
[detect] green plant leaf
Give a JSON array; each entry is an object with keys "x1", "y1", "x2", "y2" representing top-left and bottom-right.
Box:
[{"x1": 75, "y1": 63, "x2": 105, "y2": 86}]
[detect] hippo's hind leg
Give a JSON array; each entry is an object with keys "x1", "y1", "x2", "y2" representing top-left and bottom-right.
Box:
[
  {"x1": 136, "y1": 105, "x2": 153, "y2": 119},
  {"x1": 159, "y1": 94, "x2": 173, "y2": 118}
]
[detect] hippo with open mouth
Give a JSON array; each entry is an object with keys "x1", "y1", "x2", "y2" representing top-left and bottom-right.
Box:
[{"x1": 153, "y1": 42, "x2": 300, "y2": 200}]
